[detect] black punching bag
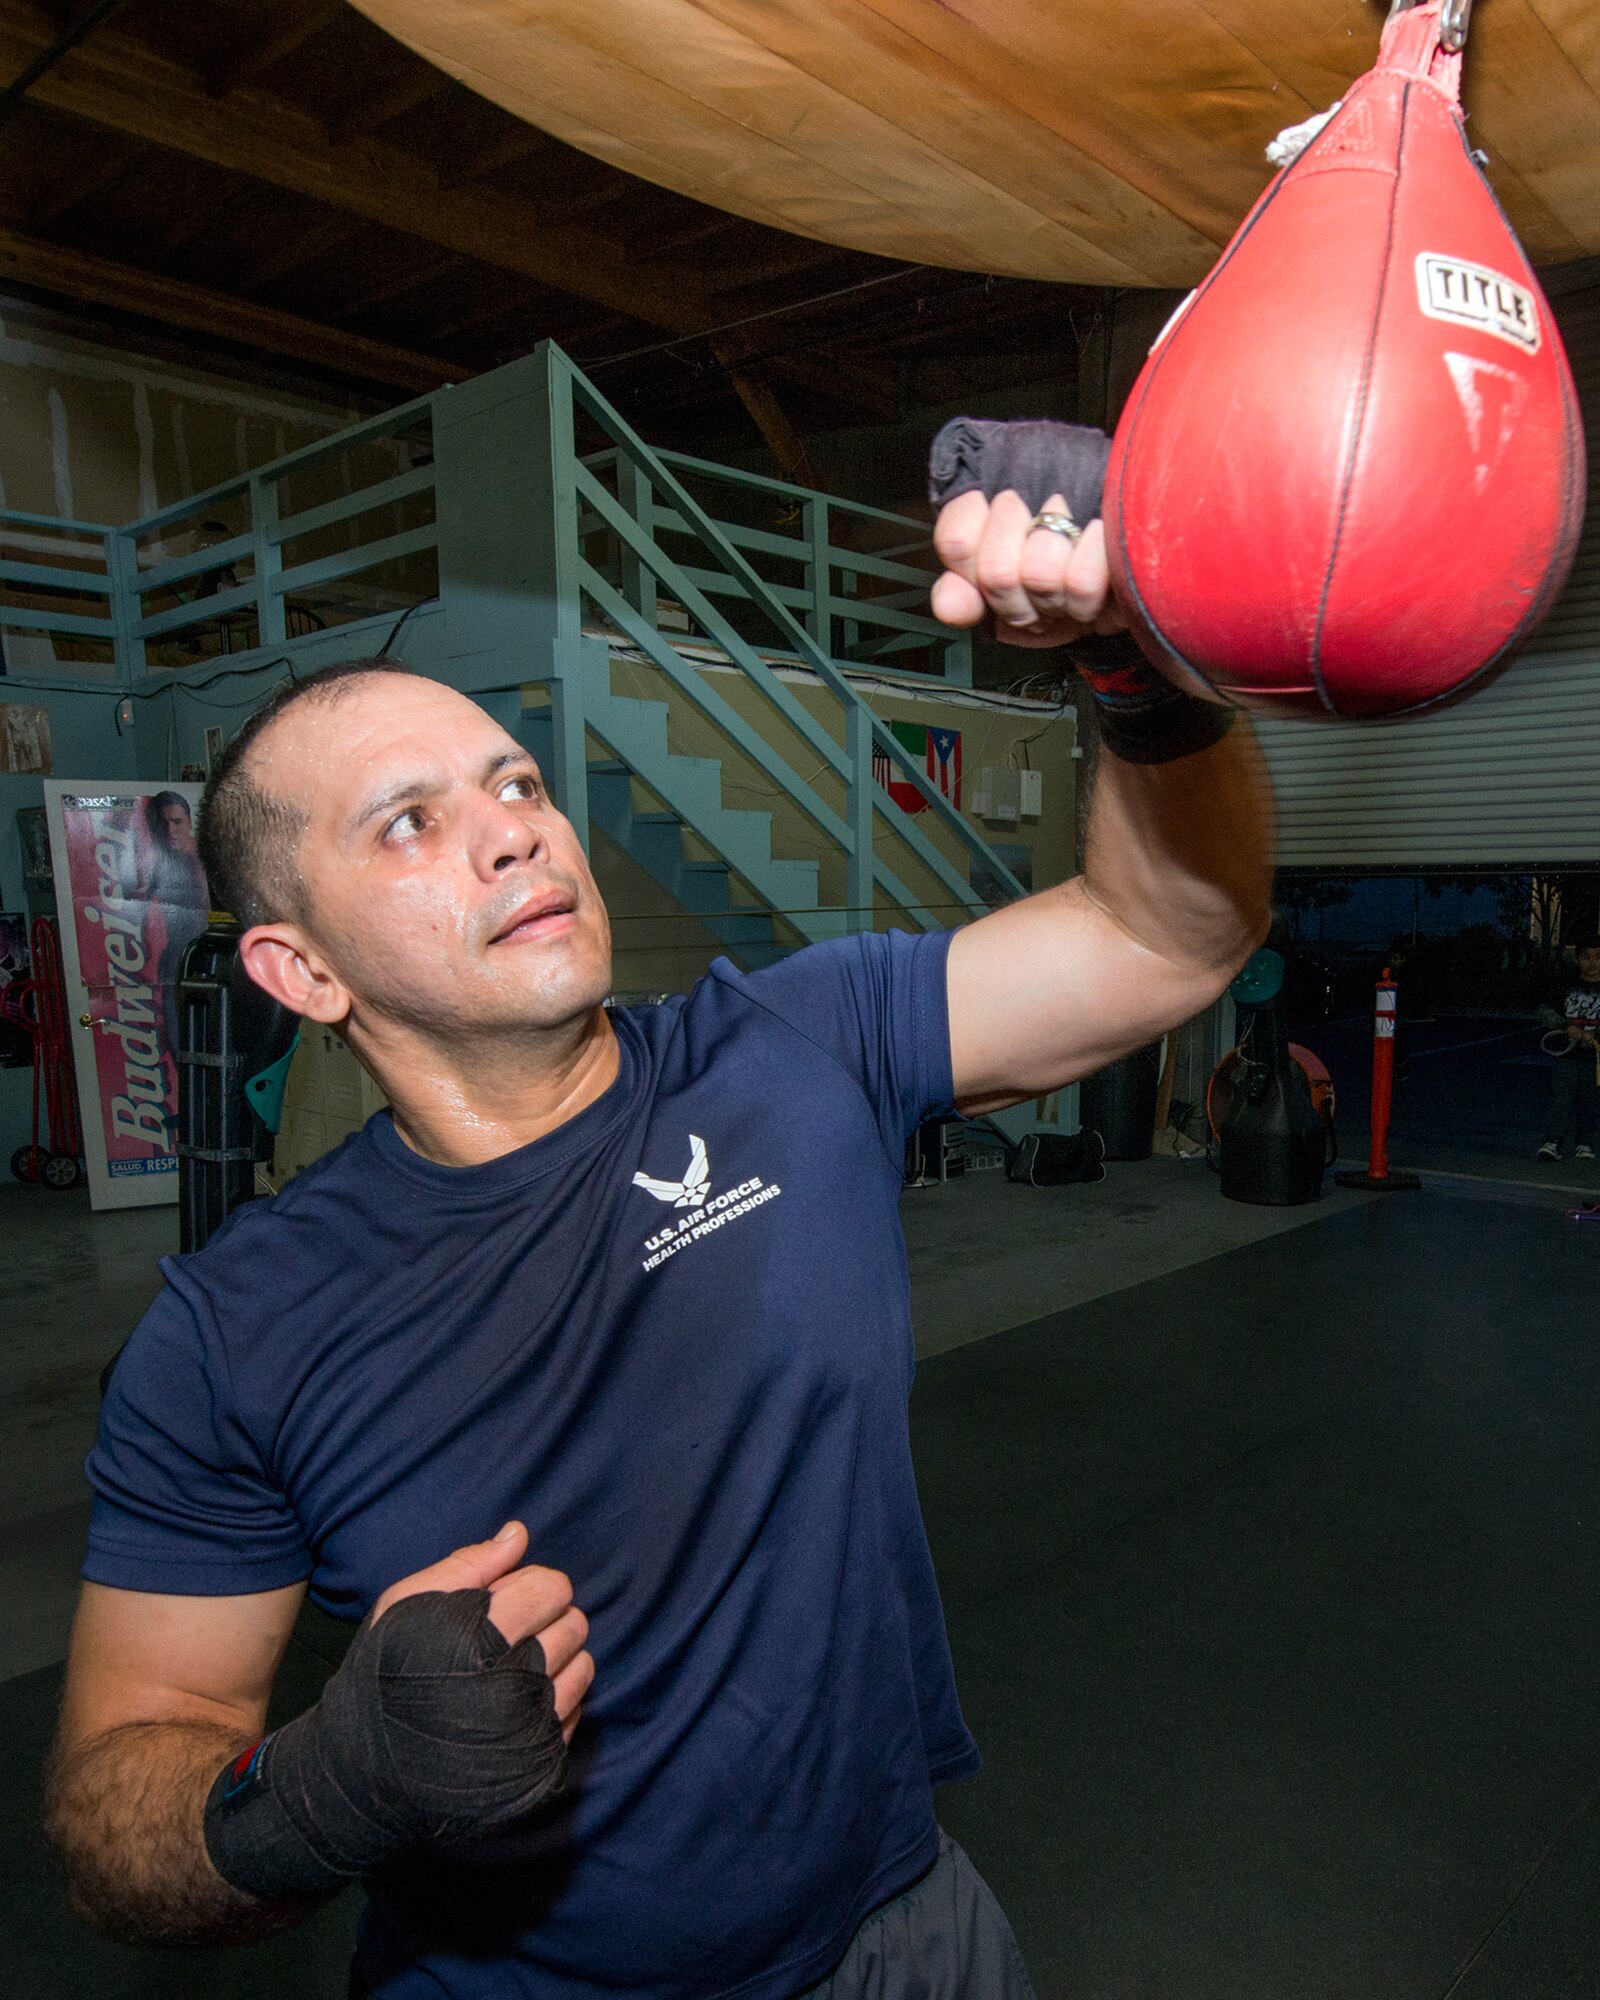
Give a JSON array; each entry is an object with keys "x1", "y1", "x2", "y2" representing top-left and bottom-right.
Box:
[{"x1": 1218, "y1": 951, "x2": 1328, "y2": 1207}]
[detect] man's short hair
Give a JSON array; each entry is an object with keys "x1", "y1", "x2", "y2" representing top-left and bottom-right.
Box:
[{"x1": 198, "y1": 657, "x2": 412, "y2": 928}]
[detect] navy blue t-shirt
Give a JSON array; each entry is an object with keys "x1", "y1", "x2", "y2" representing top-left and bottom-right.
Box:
[{"x1": 85, "y1": 930, "x2": 980, "y2": 2000}]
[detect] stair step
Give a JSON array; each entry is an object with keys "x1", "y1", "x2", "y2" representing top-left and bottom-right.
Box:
[
  {"x1": 653, "y1": 754, "x2": 722, "y2": 823},
  {"x1": 577, "y1": 675, "x2": 831, "y2": 959},
  {"x1": 763, "y1": 858, "x2": 821, "y2": 912},
  {"x1": 704, "y1": 913, "x2": 777, "y2": 949},
  {"x1": 595, "y1": 697, "x2": 670, "y2": 765},
  {"x1": 673, "y1": 864, "x2": 735, "y2": 918}
]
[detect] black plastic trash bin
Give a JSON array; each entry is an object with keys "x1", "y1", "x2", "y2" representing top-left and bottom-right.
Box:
[{"x1": 1079, "y1": 1042, "x2": 1161, "y2": 1162}]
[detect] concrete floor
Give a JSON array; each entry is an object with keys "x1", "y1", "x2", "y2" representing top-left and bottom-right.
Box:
[
  {"x1": 0, "y1": 1159, "x2": 1358, "y2": 1684},
  {"x1": 6, "y1": 1158, "x2": 1599, "y2": 1997}
]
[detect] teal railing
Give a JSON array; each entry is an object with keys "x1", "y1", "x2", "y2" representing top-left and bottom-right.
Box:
[
  {"x1": 0, "y1": 343, "x2": 1024, "y2": 935},
  {"x1": 545, "y1": 346, "x2": 1023, "y2": 927},
  {"x1": 584, "y1": 446, "x2": 971, "y2": 683},
  {"x1": 0, "y1": 510, "x2": 121, "y2": 677},
  {"x1": 0, "y1": 399, "x2": 437, "y2": 682}
]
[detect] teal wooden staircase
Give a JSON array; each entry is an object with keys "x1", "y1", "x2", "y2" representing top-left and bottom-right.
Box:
[
  {"x1": 520, "y1": 669, "x2": 825, "y2": 971},
  {"x1": 514, "y1": 348, "x2": 1029, "y2": 969}
]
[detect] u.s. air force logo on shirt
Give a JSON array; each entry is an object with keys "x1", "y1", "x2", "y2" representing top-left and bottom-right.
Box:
[{"x1": 632, "y1": 1135, "x2": 782, "y2": 1272}]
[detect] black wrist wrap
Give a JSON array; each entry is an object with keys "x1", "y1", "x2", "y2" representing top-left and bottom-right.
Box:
[
  {"x1": 203, "y1": 1589, "x2": 567, "y2": 1905},
  {"x1": 928, "y1": 417, "x2": 1235, "y2": 764},
  {"x1": 927, "y1": 415, "x2": 1111, "y2": 521},
  {"x1": 1069, "y1": 631, "x2": 1237, "y2": 766}
]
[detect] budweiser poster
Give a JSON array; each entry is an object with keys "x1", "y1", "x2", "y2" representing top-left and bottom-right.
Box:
[{"x1": 43, "y1": 781, "x2": 210, "y2": 1210}]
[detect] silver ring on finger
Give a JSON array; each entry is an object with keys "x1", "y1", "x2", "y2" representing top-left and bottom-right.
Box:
[{"x1": 1029, "y1": 508, "x2": 1082, "y2": 543}]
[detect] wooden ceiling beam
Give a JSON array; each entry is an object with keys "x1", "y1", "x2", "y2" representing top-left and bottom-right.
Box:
[
  {"x1": 440, "y1": 122, "x2": 549, "y2": 189},
  {"x1": 701, "y1": 237, "x2": 850, "y2": 295},
  {"x1": 420, "y1": 287, "x2": 542, "y2": 343},
  {"x1": 336, "y1": 64, "x2": 454, "y2": 142},
  {"x1": 0, "y1": 224, "x2": 463, "y2": 391},
  {"x1": 713, "y1": 342, "x2": 818, "y2": 488},
  {"x1": 206, "y1": 1, "x2": 340, "y2": 98},
  {"x1": 28, "y1": 127, "x2": 141, "y2": 223},
  {"x1": 246, "y1": 209, "x2": 369, "y2": 290},
  {"x1": 536, "y1": 173, "x2": 640, "y2": 225},
  {"x1": 764, "y1": 349, "x2": 899, "y2": 421},
  {"x1": 0, "y1": 12, "x2": 715, "y2": 333},
  {"x1": 332, "y1": 246, "x2": 461, "y2": 321},
  {"x1": 632, "y1": 209, "x2": 736, "y2": 266},
  {"x1": 146, "y1": 176, "x2": 254, "y2": 257}
]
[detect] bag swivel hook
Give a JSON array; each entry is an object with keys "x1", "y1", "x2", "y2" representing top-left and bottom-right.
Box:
[{"x1": 1387, "y1": 0, "x2": 1472, "y2": 49}]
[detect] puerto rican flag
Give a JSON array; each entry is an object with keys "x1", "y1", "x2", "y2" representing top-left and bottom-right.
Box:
[
  {"x1": 927, "y1": 726, "x2": 961, "y2": 809},
  {"x1": 873, "y1": 722, "x2": 961, "y2": 815}
]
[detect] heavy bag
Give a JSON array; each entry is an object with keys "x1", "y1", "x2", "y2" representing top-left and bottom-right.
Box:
[{"x1": 1103, "y1": 0, "x2": 1585, "y2": 720}]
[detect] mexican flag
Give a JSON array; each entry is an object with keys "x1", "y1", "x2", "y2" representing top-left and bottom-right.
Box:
[{"x1": 872, "y1": 721, "x2": 961, "y2": 815}]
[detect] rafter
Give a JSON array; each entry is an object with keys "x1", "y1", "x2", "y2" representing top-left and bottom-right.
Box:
[
  {"x1": 206, "y1": 1, "x2": 339, "y2": 99},
  {"x1": 0, "y1": 224, "x2": 461, "y2": 391},
  {"x1": 714, "y1": 344, "x2": 818, "y2": 488},
  {"x1": 703, "y1": 238, "x2": 850, "y2": 296},
  {"x1": 765, "y1": 349, "x2": 899, "y2": 422},
  {"x1": 28, "y1": 127, "x2": 141, "y2": 223},
  {"x1": 633, "y1": 210, "x2": 736, "y2": 267},
  {"x1": 0, "y1": 10, "x2": 714, "y2": 334},
  {"x1": 147, "y1": 177, "x2": 255, "y2": 258},
  {"x1": 337, "y1": 64, "x2": 454, "y2": 143},
  {"x1": 440, "y1": 122, "x2": 548, "y2": 191},
  {"x1": 332, "y1": 247, "x2": 462, "y2": 322},
  {"x1": 419, "y1": 287, "x2": 542, "y2": 344},
  {"x1": 246, "y1": 209, "x2": 368, "y2": 290}
]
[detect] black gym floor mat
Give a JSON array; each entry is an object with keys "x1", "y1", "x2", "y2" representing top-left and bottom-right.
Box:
[
  {"x1": 6, "y1": 1192, "x2": 1598, "y2": 1998},
  {"x1": 2, "y1": 1625, "x2": 360, "y2": 1999},
  {"x1": 919, "y1": 1191, "x2": 1600, "y2": 2000}
]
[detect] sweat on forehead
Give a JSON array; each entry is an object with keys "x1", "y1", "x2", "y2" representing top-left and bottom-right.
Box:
[
  {"x1": 199, "y1": 656, "x2": 440, "y2": 928},
  {"x1": 247, "y1": 670, "x2": 443, "y2": 803}
]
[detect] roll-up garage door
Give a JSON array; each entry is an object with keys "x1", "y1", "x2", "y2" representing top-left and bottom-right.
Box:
[{"x1": 1256, "y1": 264, "x2": 1600, "y2": 869}]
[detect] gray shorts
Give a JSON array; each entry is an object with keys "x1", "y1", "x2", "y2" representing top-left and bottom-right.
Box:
[{"x1": 795, "y1": 1834, "x2": 1038, "y2": 2000}]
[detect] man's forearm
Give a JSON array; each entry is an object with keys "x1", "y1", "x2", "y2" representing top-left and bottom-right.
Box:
[
  {"x1": 1081, "y1": 717, "x2": 1275, "y2": 982},
  {"x1": 45, "y1": 1719, "x2": 302, "y2": 1947}
]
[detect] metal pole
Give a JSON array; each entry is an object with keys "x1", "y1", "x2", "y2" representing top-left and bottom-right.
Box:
[{"x1": 1335, "y1": 966, "x2": 1420, "y2": 1192}]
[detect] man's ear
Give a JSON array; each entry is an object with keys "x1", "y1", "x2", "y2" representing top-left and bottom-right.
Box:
[{"x1": 238, "y1": 922, "x2": 350, "y2": 1025}]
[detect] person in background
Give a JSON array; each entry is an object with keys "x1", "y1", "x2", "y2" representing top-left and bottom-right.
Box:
[{"x1": 1536, "y1": 939, "x2": 1600, "y2": 1161}]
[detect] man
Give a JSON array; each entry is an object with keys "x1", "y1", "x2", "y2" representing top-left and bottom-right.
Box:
[
  {"x1": 1536, "y1": 939, "x2": 1600, "y2": 1161},
  {"x1": 45, "y1": 428, "x2": 1273, "y2": 1999}
]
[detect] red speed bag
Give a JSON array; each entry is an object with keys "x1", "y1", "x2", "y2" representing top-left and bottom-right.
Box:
[{"x1": 1103, "y1": 1, "x2": 1585, "y2": 720}]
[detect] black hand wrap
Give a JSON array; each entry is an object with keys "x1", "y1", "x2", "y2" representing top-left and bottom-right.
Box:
[
  {"x1": 929, "y1": 415, "x2": 1237, "y2": 765},
  {"x1": 927, "y1": 415, "x2": 1111, "y2": 523},
  {"x1": 203, "y1": 1590, "x2": 567, "y2": 1905}
]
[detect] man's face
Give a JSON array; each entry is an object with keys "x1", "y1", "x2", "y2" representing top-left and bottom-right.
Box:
[
  {"x1": 161, "y1": 800, "x2": 196, "y2": 852},
  {"x1": 1578, "y1": 946, "x2": 1600, "y2": 983},
  {"x1": 251, "y1": 674, "x2": 611, "y2": 1038}
]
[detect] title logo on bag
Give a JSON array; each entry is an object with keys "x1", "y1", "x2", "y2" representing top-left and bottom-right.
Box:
[
  {"x1": 632, "y1": 1134, "x2": 783, "y2": 1271},
  {"x1": 1416, "y1": 254, "x2": 1541, "y2": 353}
]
